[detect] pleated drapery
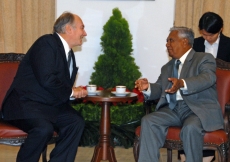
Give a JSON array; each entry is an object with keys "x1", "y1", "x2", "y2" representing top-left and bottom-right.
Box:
[
  {"x1": 0, "y1": 0, "x2": 55, "y2": 53},
  {"x1": 1, "y1": 0, "x2": 230, "y2": 53},
  {"x1": 174, "y1": 0, "x2": 230, "y2": 37}
]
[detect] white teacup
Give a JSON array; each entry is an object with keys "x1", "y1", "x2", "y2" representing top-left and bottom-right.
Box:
[
  {"x1": 87, "y1": 85, "x2": 97, "y2": 93},
  {"x1": 116, "y1": 86, "x2": 126, "y2": 93}
]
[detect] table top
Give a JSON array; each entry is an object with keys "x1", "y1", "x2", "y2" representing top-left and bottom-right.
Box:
[{"x1": 84, "y1": 90, "x2": 138, "y2": 102}]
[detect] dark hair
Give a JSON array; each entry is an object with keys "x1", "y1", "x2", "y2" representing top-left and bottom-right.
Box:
[
  {"x1": 198, "y1": 12, "x2": 223, "y2": 34},
  {"x1": 170, "y1": 26, "x2": 194, "y2": 46},
  {"x1": 53, "y1": 12, "x2": 75, "y2": 33}
]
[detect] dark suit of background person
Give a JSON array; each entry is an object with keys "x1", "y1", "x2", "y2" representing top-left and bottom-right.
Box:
[
  {"x1": 1, "y1": 12, "x2": 87, "y2": 162},
  {"x1": 135, "y1": 27, "x2": 224, "y2": 162},
  {"x1": 193, "y1": 33, "x2": 230, "y2": 62},
  {"x1": 179, "y1": 12, "x2": 230, "y2": 162}
]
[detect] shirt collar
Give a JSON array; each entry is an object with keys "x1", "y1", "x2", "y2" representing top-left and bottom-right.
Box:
[
  {"x1": 204, "y1": 34, "x2": 220, "y2": 46},
  {"x1": 177, "y1": 48, "x2": 192, "y2": 64},
  {"x1": 56, "y1": 33, "x2": 71, "y2": 55}
]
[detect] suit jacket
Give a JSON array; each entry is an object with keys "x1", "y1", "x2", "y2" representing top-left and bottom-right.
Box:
[
  {"x1": 2, "y1": 33, "x2": 78, "y2": 122},
  {"x1": 148, "y1": 49, "x2": 224, "y2": 131},
  {"x1": 193, "y1": 33, "x2": 230, "y2": 62}
]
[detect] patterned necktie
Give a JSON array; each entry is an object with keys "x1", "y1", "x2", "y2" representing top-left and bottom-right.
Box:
[{"x1": 169, "y1": 59, "x2": 181, "y2": 109}]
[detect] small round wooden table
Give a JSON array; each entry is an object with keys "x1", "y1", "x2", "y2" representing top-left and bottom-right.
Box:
[{"x1": 84, "y1": 90, "x2": 137, "y2": 162}]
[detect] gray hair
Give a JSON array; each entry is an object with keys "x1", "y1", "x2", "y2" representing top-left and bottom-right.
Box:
[
  {"x1": 53, "y1": 12, "x2": 75, "y2": 33},
  {"x1": 169, "y1": 26, "x2": 194, "y2": 46}
]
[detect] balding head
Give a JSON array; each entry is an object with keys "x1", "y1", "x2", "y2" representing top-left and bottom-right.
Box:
[
  {"x1": 53, "y1": 12, "x2": 77, "y2": 34},
  {"x1": 53, "y1": 12, "x2": 87, "y2": 48}
]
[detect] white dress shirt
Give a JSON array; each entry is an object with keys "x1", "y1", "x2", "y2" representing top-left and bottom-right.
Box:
[{"x1": 204, "y1": 34, "x2": 220, "y2": 58}]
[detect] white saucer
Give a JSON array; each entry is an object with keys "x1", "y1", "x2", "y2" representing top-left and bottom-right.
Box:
[
  {"x1": 87, "y1": 90, "x2": 101, "y2": 96},
  {"x1": 111, "y1": 91, "x2": 130, "y2": 96}
]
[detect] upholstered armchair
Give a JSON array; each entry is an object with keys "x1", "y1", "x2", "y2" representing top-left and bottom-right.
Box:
[
  {"x1": 133, "y1": 58, "x2": 230, "y2": 162},
  {"x1": 0, "y1": 53, "x2": 58, "y2": 162}
]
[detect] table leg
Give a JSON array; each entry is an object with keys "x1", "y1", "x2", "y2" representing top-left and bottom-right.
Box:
[{"x1": 91, "y1": 102, "x2": 117, "y2": 162}]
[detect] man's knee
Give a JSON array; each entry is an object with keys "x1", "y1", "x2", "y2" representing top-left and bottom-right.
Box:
[
  {"x1": 72, "y1": 114, "x2": 85, "y2": 131},
  {"x1": 77, "y1": 116, "x2": 85, "y2": 130},
  {"x1": 33, "y1": 125, "x2": 54, "y2": 138},
  {"x1": 141, "y1": 113, "x2": 153, "y2": 124},
  {"x1": 180, "y1": 124, "x2": 204, "y2": 142},
  {"x1": 182, "y1": 124, "x2": 202, "y2": 134}
]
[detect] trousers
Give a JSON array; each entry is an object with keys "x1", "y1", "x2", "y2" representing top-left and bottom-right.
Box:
[
  {"x1": 9, "y1": 107, "x2": 85, "y2": 162},
  {"x1": 138, "y1": 101, "x2": 204, "y2": 162}
]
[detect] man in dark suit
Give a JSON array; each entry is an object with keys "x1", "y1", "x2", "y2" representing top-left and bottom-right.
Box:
[
  {"x1": 181, "y1": 12, "x2": 230, "y2": 162},
  {"x1": 135, "y1": 27, "x2": 223, "y2": 162},
  {"x1": 1, "y1": 12, "x2": 87, "y2": 162}
]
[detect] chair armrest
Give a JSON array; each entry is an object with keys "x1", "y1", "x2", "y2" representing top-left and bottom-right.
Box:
[
  {"x1": 223, "y1": 101, "x2": 230, "y2": 134},
  {"x1": 225, "y1": 101, "x2": 230, "y2": 114},
  {"x1": 143, "y1": 100, "x2": 158, "y2": 114}
]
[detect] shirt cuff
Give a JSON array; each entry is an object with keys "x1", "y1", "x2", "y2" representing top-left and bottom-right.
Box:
[
  {"x1": 180, "y1": 79, "x2": 187, "y2": 90},
  {"x1": 142, "y1": 83, "x2": 151, "y2": 97},
  {"x1": 70, "y1": 89, "x2": 74, "y2": 97}
]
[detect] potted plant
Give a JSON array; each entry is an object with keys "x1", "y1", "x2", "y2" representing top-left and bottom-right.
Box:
[{"x1": 89, "y1": 8, "x2": 141, "y2": 90}]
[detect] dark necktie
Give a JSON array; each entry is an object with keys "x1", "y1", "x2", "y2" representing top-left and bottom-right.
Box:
[
  {"x1": 67, "y1": 50, "x2": 73, "y2": 78},
  {"x1": 169, "y1": 59, "x2": 181, "y2": 109},
  {"x1": 67, "y1": 50, "x2": 71, "y2": 69}
]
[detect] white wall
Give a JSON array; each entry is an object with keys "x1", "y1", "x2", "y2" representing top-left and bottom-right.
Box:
[{"x1": 56, "y1": 0, "x2": 175, "y2": 86}]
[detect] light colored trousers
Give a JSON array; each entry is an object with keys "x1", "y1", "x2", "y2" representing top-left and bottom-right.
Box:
[{"x1": 138, "y1": 101, "x2": 204, "y2": 162}]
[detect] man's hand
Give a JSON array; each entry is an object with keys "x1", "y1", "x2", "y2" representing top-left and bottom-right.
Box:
[
  {"x1": 135, "y1": 78, "x2": 149, "y2": 91},
  {"x1": 72, "y1": 86, "x2": 88, "y2": 98},
  {"x1": 165, "y1": 78, "x2": 184, "y2": 93}
]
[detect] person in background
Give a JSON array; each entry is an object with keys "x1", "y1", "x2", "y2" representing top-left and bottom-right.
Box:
[
  {"x1": 179, "y1": 11, "x2": 230, "y2": 162},
  {"x1": 1, "y1": 11, "x2": 87, "y2": 162},
  {"x1": 135, "y1": 26, "x2": 223, "y2": 162},
  {"x1": 194, "y1": 11, "x2": 230, "y2": 61}
]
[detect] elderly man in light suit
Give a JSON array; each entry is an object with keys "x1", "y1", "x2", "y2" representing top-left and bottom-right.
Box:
[{"x1": 135, "y1": 27, "x2": 224, "y2": 162}]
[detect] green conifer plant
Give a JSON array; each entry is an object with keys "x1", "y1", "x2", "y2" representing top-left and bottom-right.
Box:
[{"x1": 89, "y1": 8, "x2": 141, "y2": 90}]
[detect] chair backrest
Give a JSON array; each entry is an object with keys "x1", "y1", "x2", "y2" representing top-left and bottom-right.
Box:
[
  {"x1": 0, "y1": 53, "x2": 25, "y2": 111},
  {"x1": 0, "y1": 62, "x2": 20, "y2": 109},
  {"x1": 216, "y1": 58, "x2": 230, "y2": 115}
]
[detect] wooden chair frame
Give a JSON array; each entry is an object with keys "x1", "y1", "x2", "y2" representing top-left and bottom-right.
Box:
[{"x1": 0, "y1": 53, "x2": 58, "y2": 162}]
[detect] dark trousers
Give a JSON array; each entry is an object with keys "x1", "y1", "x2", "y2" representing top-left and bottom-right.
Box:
[
  {"x1": 138, "y1": 101, "x2": 205, "y2": 162},
  {"x1": 9, "y1": 108, "x2": 85, "y2": 162}
]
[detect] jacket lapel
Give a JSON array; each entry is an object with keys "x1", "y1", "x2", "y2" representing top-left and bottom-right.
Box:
[
  {"x1": 53, "y1": 33, "x2": 74, "y2": 80},
  {"x1": 217, "y1": 33, "x2": 226, "y2": 55},
  {"x1": 179, "y1": 49, "x2": 195, "y2": 79},
  {"x1": 53, "y1": 33, "x2": 67, "y2": 62},
  {"x1": 168, "y1": 59, "x2": 175, "y2": 78},
  {"x1": 53, "y1": 33, "x2": 77, "y2": 84},
  {"x1": 166, "y1": 59, "x2": 175, "y2": 89}
]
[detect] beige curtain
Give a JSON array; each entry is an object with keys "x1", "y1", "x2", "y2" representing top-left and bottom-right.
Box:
[
  {"x1": 0, "y1": 0, "x2": 55, "y2": 53},
  {"x1": 174, "y1": 0, "x2": 230, "y2": 37}
]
